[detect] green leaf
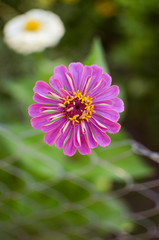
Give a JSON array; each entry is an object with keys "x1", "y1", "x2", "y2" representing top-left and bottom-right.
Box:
[
  {"x1": 87, "y1": 199, "x2": 133, "y2": 231},
  {"x1": 62, "y1": 130, "x2": 153, "y2": 185},
  {"x1": 84, "y1": 38, "x2": 109, "y2": 73},
  {"x1": 0, "y1": 124, "x2": 152, "y2": 238}
]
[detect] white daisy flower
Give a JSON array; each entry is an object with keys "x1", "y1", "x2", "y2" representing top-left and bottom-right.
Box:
[{"x1": 3, "y1": 9, "x2": 65, "y2": 54}]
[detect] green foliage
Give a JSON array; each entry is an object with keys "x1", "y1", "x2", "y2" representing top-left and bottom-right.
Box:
[
  {"x1": 0, "y1": 122, "x2": 152, "y2": 239},
  {"x1": 84, "y1": 38, "x2": 109, "y2": 73},
  {"x1": 0, "y1": 6, "x2": 155, "y2": 239},
  {"x1": 0, "y1": 37, "x2": 152, "y2": 237}
]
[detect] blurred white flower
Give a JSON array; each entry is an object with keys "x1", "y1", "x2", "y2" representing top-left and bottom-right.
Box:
[{"x1": 3, "y1": 9, "x2": 65, "y2": 54}]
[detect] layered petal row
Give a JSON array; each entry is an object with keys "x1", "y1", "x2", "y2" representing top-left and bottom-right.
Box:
[{"x1": 28, "y1": 63, "x2": 124, "y2": 156}]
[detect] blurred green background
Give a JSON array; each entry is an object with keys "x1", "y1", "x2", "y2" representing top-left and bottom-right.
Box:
[{"x1": 0, "y1": 0, "x2": 159, "y2": 239}]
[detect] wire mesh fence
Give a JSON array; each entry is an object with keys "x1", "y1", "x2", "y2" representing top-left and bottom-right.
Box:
[{"x1": 0, "y1": 123, "x2": 159, "y2": 240}]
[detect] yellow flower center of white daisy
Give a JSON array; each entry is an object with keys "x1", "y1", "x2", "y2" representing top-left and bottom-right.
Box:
[
  {"x1": 25, "y1": 20, "x2": 41, "y2": 31},
  {"x1": 62, "y1": 90, "x2": 95, "y2": 126}
]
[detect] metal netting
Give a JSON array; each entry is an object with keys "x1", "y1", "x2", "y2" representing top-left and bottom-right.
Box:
[{"x1": 0, "y1": 124, "x2": 159, "y2": 240}]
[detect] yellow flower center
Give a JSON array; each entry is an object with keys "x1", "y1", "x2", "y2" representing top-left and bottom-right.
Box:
[
  {"x1": 25, "y1": 20, "x2": 41, "y2": 31},
  {"x1": 62, "y1": 90, "x2": 95, "y2": 126}
]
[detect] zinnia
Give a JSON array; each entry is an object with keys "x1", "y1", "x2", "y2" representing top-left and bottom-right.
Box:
[
  {"x1": 3, "y1": 9, "x2": 65, "y2": 54},
  {"x1": 28, "y1": 63, "x2": 124, "y2": 156}
]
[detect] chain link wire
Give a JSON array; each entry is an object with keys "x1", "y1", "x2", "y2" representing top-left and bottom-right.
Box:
[{"x1": 0, "y1": 124, "x2": 159, "y2": 240}]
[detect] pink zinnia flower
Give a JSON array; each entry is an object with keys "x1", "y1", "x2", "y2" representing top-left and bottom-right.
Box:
[{"x1": 28, "y1": 63, "x2": 124, "y2": 156}]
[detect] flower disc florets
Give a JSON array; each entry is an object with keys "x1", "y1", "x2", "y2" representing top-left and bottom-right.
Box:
[
  {"x1": 28, "y1": 62, "x2": 124, "y2": 156},
  {"x1": 63, "y1": 91, "x2": 95, "y2": 125}
]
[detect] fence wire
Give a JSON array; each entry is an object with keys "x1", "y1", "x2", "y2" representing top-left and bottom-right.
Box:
[{"x1": 0, "y1": 124, "x2": 159, "y2": 240}]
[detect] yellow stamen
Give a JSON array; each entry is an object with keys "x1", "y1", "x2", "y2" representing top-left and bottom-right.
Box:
[
  {"x1": 25, "y1": 20, "x2": 41, "y2": 31},
  {"x1": 63, "y1": 90, "x2": 95, "y2": 125},
  {"x1": 63, "y1": 96, "x2": 73, "y2": 104},
  {"x1": 69, "y1": 116, "x2": 79, "y2": 125}
]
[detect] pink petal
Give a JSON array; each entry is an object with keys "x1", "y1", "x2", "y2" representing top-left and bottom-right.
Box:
[
  {"x1": 101, "y1": 73, "x2": 112, "y2": 89},
  {"x1": 42, "y1": 116, "x2": 66, "y2": 132},
  {"x1": 33, "y1": 93, "x2": 60, "y2": 104},
  {"x1": 28, "y1": 104, "x2": 43, "y2": 117},
  {"x1": 87, "y1": 65, "x2": 103, "y2": 92},
  {"x1": 94, "y1": 100, "x2": 112, "y2": 106},
  {"x1": 89, "y1": 79, "x2": 107, "y2": 98},
  {"x1": 94, "y1": 98, "x2": 124, "y2": 113},
  {"x1": 49, "y1": 74, "x2": 63, "y2": 92},
  {"x1": 78, "y1": 125, "x2": 91, "y2": 155},
  {"x1": 93, "y1": 85, "x2": 120, "y2": 102},
  {"x1": 44, "y1": 127, "x2": 61, "y2": 146},
  {"x1": 79, "y1": 65, "x2": 92, "y2": 91},
  {"x1": 69, "y1": 62, "x2": 83, "y2": 91},
  {"x1": 65, "y1": 72, "x2": 76, "y2": 92},
  {"x1": 85, "y1": 121, "x2": 98, "y2": 149},
  {"x1": 33, "y1": 81, "x2": 60, "y2": 97},
  {"x1": 93, "y1": 114, "x2": 121, "y2": 133},
  {"x1": 28, "y1": 104, "x2": 59, "y2": 117},
  {"x1": 94, "y1": 107, "x2": 120, "y2": 122},
  {"x1": 90, "y1": 117, "x2": 108, "y2": 132},
  {"x1": 60, "y1": 88, "x2": 70, "y2": 98},
  {"x1": 31, "y1": 113, "x2": 53, "y2": 129},
  {"x1": 90, "y1": 122, "x2": 111, "y2": 147},
  {"x1": 54, "y1": 65, "x2": 72, "y2": 92},
  {"x1": 40, "y1": 106, "x2": 63, "y2": 113},
  {"x1": 55, "y1": 121, "x2": 71, "y2": 149},
  {"x1": 110, "y1": 98, "x2": 124, "y2": 112},
  {"x1": 74, "y1": 124, "x2": 81, "y2": 148},
  {"x1": 64, "y1": 130, "x2": 76, "y2": 156},
  {"x1": 82, "y1": 75, "x2": 92, "y2": 94}
]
